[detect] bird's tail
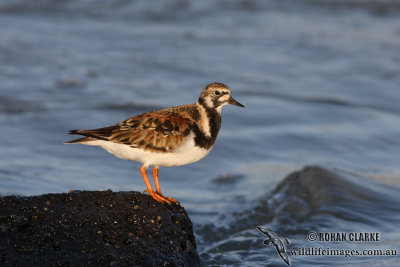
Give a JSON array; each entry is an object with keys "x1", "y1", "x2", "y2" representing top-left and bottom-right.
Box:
[
  {"x1": 64, "y1": 129, "x2": 102, "y2": 144},
  {"x1": 65, "y1": 125, "x2": 119, "y2": 144}
]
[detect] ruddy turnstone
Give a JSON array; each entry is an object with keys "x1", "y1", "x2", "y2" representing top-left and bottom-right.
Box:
[{"x1": 65, "y1": 82, "x2": 244, "y2": 204}]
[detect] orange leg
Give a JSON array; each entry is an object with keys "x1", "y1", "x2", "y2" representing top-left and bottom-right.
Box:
[
  {"x1": 140, "y1": 165, "x2": 154, "y2": 193},
  {"x1": 152, "y1": 166, "x2": 162, "y2": 195},
  {"x1": 152, "y1": 166, "x2": 179, "y2": 205},
  {"x1": 140, "y1": 165, "x2": 179, "y2": 205}
]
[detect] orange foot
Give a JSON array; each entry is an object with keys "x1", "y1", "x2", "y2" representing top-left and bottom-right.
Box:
[{"x1": 144, "y1": 190, "x2": 180, "y2": 205}]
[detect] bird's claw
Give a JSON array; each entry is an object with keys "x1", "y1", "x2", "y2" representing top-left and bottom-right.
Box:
[{"x1": 145, "y1": 190, "x2": 179, "y2": 205}]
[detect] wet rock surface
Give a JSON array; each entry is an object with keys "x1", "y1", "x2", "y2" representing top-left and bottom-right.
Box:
[{"x1": 0, "y1": 190, "x2": 199, "y2": 266}]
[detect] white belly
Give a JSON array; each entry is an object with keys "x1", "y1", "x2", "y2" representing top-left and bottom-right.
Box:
[{"x1": 79, "y1": 134, "x2": 212, "y2": 167}]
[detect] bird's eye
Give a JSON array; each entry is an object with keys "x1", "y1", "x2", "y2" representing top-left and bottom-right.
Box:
[{"x1": 214, "y1": 91, "x2": 220, "y2": 95}]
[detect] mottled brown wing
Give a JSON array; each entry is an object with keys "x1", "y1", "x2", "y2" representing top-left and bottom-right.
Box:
[{"x1": 109, "y1": 111, "x2": 193, "y2": 153}]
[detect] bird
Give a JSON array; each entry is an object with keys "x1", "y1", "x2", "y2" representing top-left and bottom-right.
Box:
[
  {"x1": 257, "y1": 226, "x2": 291, "y2": 266},
  {"x1": 65, "y1": 82, "x2": 244, "y2": 205}
]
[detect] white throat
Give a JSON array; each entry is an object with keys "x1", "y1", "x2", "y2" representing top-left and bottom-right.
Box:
[{"x1": 196, "y1": 102, "x2": 212, "y2": 137}]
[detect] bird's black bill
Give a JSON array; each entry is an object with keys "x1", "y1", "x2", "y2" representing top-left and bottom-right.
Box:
[{"x1": 228, "y1": 96, "x2": 245, "y2": 107}]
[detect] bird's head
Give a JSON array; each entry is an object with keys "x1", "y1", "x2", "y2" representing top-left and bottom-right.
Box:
[{"x1": 198, "y1": 82, "x2": 244, "y2": 111}]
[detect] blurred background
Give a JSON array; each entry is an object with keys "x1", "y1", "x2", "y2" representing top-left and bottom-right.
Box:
[{"x1": 1, "y1": 0, "x2": 400, "y2": 266}]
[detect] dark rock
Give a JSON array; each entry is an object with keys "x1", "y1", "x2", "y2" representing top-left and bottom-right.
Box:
[{"x1": 0, "y1": 190, "x2": 200, "y2": 266}]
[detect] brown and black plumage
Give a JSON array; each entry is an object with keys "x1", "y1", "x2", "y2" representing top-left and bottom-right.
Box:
[{"x1": 66, "y1": 82, "x2": 244, "y2": 204}]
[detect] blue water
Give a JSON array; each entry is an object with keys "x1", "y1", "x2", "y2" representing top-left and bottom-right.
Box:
[{"x1": 1, "y1": 0, "x2": 400, "y2": 266}]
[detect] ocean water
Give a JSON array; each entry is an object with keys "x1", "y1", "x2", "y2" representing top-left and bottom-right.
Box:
[{"x1": 1, "y1": 0, "x2": 400, "y2": 266}]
